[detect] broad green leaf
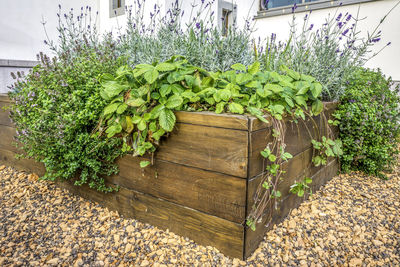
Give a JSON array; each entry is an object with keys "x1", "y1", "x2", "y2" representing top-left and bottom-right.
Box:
[
  {"x1": 127, "y1": 97, "x2": 145, "y2": 107},
  {"x1": 165, "y1": 95, "x2": 183, "y2": 109},
  {"x1": 305, "y1": 177, "x2": 312, "y2": 184},
  {"x1": 151, "y1": 129, "x2": 165, "y2": 141},
  {"x1": 295, "y1": 96, "x2": 307, "y2": 107},
  {"x1": 264, "y1": 84, "x2": 283, "y2": 94},
  {"x1": 125, "y1": 116, "x2": 134, "y2": 133},
  {"x1": 245, "y1": 81, "x2": 260, "y2": 88},
  {"x1": 102, "y1": 81, "x2": 127, "y2": 98},
  {"x1": 217, "y1": 89, "x2": 231, "y2": 102},
  {"x1": 215, "y1": 102, "x2": 225, "y2": 114},
  {"x1": 297, "y1": 190, "x2": 304, "y2": 197},
  {"x1": 287, "y1": 69, "x2": 300, "y2": 80},
  {"x1": 159, "y1": 108, "x2": 176, "y2": 132},
  {"x1": 257, "y1": 87, "x2": 273, "y2": 98},
  {"x1": 140, "y1": 161, "x2": 151, "y2": 168},
  {"x1": 155, "y1": 62, "x2": 175, "y2": 71},
  {"x1": 105, "y1": 124, "x2": 122, "y2": 138},
  {"x1": 296, "y1": 84, "x2": 310, "y2": 95},
  {"x1": 150, "y1": 104, "x2": 164, "y2": 119},
  {"x1": 231, "y1": 63, "x2": 246, "y2": 72},
  {"x1": 228, "y1": 102, "x2": 244, "y2": 114},
  {"x1": 301, "y1": 74, "x2": 316, "y2": 83},
  {"x1": 160, "y1": 84, "x2": 171, "y2": 97},
  {"x1": 284, "y1": 96, "x2": 294, "y2": 107},
  {"x1": 132, "y1": 115, "x2": 142, "y2": 124},
  {"x1": 247, "y1": 106, "x2": 262, "y2": 116},
  {"x1": 272, "y1": 104, "x2": 285, "y2": 114},
  {"x1": 236, "y1": 73, "x2": 252, "y2": 85},
  {"x1": 311, "y1": 82, "x2": 322, "y2": 98},
  {"x1": 144, "y1": 68, "x2": 159, "y2": 84},
  {"x1": 104, "y1": 103, "x2": 120, "y2": 115},
  {"x1": 116, "y1": 103, "x2": 128, "y2": 114},
  {"x1": 248, "y1": 61, "x2": 260, "y2": 75},
  {"x1": 268, "y1": 154, "x2": 277, "y2": 162},
  {"x1": 312, "y1": 99, "x2": 324, "y2": 115},
  {"x1": 138, "y1": 119, "x2": 147, "y2": 131}
]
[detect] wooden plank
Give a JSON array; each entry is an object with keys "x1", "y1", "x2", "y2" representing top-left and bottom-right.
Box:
[
  {"x1": 157, "y1": 122, "x2": 248, "y2": 178},
  {"x1": 248, "y1": 107, "x2": 338, "y2": 178},
  {"x1": 0, "y1": 94, "x2": 11, "y2": 103},
  {"x1": 0, "y1": 125, "x2": 18, "y2": 153},
  {"x1": 249, "y1": 102, "x2": 338, "y2": 132},
  {"x1": 248, "y1": 117, "x2": 320, "y2": 178},
  {"x1": 0, "y1": 147, "x2": 45, "y2": 175},
  {"x1": 58, "y1": 181, "x2": 245, "y2": 259},
  {"x1": 108, "y1": 155, "x2": 247, "y2": 223},
  {"x1": 244, "y1": 159, "x2": 338, "y2": 258},
  {"x1": 175, "y1": 111, "x2": 249, "y2": 130},
  {"x1": 0, "y1": 101, "x2": 13, "y2": 127},
  {"x1": 247, "y1": 147, "x2": 322, "y2": 215}
]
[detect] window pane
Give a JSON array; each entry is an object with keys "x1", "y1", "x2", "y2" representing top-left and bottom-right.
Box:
[{"x1": 264, "y1": 0, "x2": 302, "y2": 9}]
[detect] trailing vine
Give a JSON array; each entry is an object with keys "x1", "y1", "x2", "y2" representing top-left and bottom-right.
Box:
[{"x1": 97, "y1": 55, "x2": 341, "y2": 230}]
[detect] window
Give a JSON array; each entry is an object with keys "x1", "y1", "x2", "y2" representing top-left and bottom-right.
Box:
[
  {"x1": 218, "y1": 0, "x2": 237, "y2": 36},
  {"x1": 261, "y1": 0, "x2": 318, "y2": 10},
  {"x1": 257, "y1": 0, "x2": 378, "y2": 18},
  {"x1": 109, "y1": 0, "x2": 125, "y2": 18}
]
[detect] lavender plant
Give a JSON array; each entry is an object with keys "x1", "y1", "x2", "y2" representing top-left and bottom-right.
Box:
[
  {"x1": 260, "y1": 3, "x2": 399, "y2": 100},
  {"x1": 117, "y1": 0, "x2": 254, "y2": 71}
]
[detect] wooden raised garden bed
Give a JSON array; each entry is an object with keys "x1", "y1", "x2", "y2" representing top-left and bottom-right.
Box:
[{"x1": 0, "y1": 94, "x2": 338, "y2": 259}]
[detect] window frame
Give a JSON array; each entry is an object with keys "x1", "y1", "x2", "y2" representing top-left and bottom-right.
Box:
[
  {"x1": 109, "y1": 0, "x2": 125, "y2": 18},
  {"x1": 256, "y1": 0, "x2": 379, "y2": 19},
  {"x1": 218, "y1": 0, "x2": 238, "y2": 35}
]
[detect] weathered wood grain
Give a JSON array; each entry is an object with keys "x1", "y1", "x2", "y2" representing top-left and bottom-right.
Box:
[
  {"x1": 157, "y1": 122, "x2": 248, "y2": 178},
  {"x1": 58, "y1": 181, "x2": 245, "y2": 259},
  {"x1": 249, "y1": 102, "x2": 338, "y2": 132},
  {"x1": 175, "y1": 111, "x2": 249, "y2": 130},
  {"x1": 248, "y1": 105, "x2": 338, "y2": 178},
  {"x1": 247, "y1": 147, "x2": 323, "y2": 215},
  {"x1": 0, "y1": 125, "x2": 18, "y2": 153},
  {"x1": 108, "y1": 155, "x2": 247, "y2": 223},
  {"x1": 0, "y1": 147, "x2": 45, "y2": 175},
  {"x1": 244, "y1": 159, "x2": 338, "y2": 258},
  {"x1": 0, "y1": 101, "x2": 12, "y2": 127},
  {"x1": 0, "y1": 94, "x2": 11, "y2": 103}
]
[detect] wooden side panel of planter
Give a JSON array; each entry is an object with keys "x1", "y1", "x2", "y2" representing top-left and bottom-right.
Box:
[
  {"x1": 108, "y1": 156, "x2": 247, "y2": 223},
  {"x1": 248, "y1": 104, "x2": 337, "y2": 178},
  {"x1": 58, "y1": 181, "x2": 245, "y2": 259},
  {"x1": 244, "y1": 159, "x2": 338, "y2": 258},
  {"x1": 156, "y1": 122, "x2": 249, "y2": 178}
]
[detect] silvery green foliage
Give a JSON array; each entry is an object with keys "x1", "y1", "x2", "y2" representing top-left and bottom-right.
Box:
[
  {"x1": 260, "y1": 5, "x2": 397, "y2": 101},
  {"x1": 117, "y1": 0, "x2": 254, "y2": 71}
]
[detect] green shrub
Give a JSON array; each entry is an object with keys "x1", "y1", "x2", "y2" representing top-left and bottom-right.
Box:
[
  {"x1": 335, "y1": 68, "x2": 400, "y2": 178},
  {"x1": 8, "y1": 45, "x2": 125, "y2": 192}
]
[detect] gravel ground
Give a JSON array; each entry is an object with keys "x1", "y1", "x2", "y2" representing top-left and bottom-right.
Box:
[{"x1": 0, "y1": 163, "x2": 399, "y2": 266}]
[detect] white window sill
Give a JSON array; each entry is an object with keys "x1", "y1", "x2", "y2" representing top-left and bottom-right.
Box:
[{"x1": 255, "y1": 0, "x2": 379, "y2": 19}]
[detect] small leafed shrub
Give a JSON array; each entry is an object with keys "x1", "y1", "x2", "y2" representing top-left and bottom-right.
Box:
[
  {"x1": 8, "y1": 46, "x2": 125, "y2": 192},
  {"x1": 334, "y1": 68, "x2": 400, "y2": 178}
]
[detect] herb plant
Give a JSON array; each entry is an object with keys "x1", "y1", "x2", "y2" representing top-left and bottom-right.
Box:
[{"x1": 334, "y1": 68, "x2": 400, "y2": 178}]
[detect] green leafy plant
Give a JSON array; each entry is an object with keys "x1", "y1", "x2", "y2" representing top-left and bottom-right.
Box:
[
  {"x1": 311, "y1": 136, "x2": 343, "y2": 167},
  {"x1": 335, "y1": 68, "x2": 400, "y2": 178},
  {"x1": 96, "y1": 57, "x2": 326, "y2": 163},
  {"x1": 289, "y1": 177, "x2": 312, "y2": 197},
  {"x1": 8, "y1": 42, "x2": 125, "y2": 192}
]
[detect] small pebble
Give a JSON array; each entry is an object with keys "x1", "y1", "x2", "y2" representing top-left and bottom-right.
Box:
[{"x1": 0, "y1": 162, "x2": 399, "y2": 266}]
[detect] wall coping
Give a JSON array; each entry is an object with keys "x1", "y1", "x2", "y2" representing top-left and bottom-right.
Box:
[{"x1": 0, "y1": 59, "x2": 39, "y2": 68}]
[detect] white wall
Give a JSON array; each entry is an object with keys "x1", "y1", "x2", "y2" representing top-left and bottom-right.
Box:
[
  {"x1": 0, "y1": 0, "x2": 100, "y2": 61},
  {"x1": 251, "y1": 0, "x2": 400, "y2": 80}
]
